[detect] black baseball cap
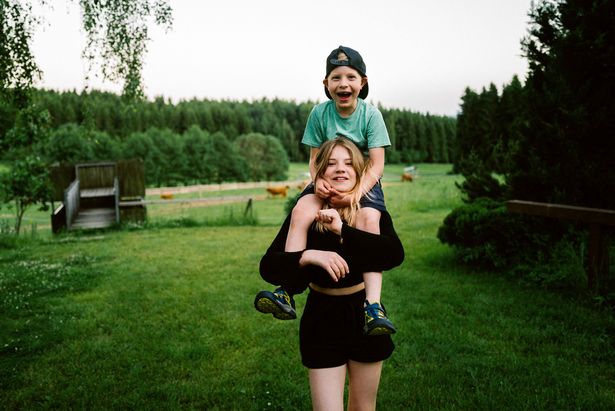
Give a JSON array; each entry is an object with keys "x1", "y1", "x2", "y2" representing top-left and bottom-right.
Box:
[{"x1": 324, "y1": 45, "x2": 369, "y2": 100}]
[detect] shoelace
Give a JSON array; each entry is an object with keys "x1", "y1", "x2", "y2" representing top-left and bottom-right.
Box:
[{"x1": 365, "y1": 303, "x2": 386, "y2": 320}]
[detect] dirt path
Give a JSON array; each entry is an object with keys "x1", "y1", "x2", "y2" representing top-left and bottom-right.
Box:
[{"x1": 146, "y1": 180, "x2": 305, "y2": 196}]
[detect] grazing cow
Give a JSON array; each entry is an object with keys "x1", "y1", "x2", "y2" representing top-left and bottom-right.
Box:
[
  {"x1": 266, "y1": 185, "x2": 290, "y2": 198},
  {"x1": 401, "y1": 172, "x2": 413, "y2": 182},
  {"x1": 160, "y1": 192, "x2": 174, "y2": 199},
  {"x1": 297, "y1": 179, "x2": 311, "y2": 190}
]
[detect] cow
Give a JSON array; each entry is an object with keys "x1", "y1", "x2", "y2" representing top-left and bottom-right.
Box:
[
  {"x1": 160, "y1": 192, "x2": 174, "y2": 199},
  {"x1": 401, "y1": 172, "x2": 413, "y2": 182},
  {"x1": 297, "y1": 179, "x2": 311, "y2": 190},
  {"x1": 266, "y1": 185, "x2": 290, "y2": 198}
]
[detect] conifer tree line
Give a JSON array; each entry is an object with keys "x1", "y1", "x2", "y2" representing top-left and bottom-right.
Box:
[
  {"x1": 439, "y1": 0, "x2": 615, "y2": 287},
  {"x1": 1, "y1": 88, "x2": 456, "y2": 176}
]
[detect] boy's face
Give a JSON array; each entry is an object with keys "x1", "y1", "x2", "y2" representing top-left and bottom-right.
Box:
[{"x1": 323, "y1": 66, "x2": 367, "y2": 116}]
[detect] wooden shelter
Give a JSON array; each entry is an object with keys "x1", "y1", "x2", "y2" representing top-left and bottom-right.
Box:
[{"x1": 50, "y1": 159, "x2": 146, "y2": 233}]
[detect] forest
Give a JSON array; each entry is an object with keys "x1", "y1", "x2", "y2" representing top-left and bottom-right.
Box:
[{"x1": 0, "y1": 89, "x2": 457, "y2": 186}]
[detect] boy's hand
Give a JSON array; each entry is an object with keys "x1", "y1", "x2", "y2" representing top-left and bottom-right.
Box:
[
  {"x1": 315, "y1": 178, "x2": 332, "y2": 199},
  {"x1": 327, "y1": 191, "x2": 352, "y2": 208}
]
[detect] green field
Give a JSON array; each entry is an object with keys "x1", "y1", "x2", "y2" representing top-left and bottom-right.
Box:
[{"x1": 1, "y1": 164, "x2": 614, "y2": 409}]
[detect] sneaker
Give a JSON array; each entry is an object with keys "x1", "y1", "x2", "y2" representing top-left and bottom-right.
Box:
[
  {"x1": 254, "y1": 287, "x2": 297, "y2": 320},
  {"x1": 363, "y1": 300, "x2": 396, "y2": 336}
]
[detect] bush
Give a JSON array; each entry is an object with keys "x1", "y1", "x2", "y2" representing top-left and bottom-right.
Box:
[
  {"x1": 437, "y1": 198, "x2": 545, "y2": 268},
  {"x1": 437, "y1": 198, "x2": 591, "y2": 288}
]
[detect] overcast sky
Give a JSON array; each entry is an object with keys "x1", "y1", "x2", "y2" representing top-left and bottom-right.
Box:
[{"x1": 31, "y1": 0, "x2": 533, "y2": 116}]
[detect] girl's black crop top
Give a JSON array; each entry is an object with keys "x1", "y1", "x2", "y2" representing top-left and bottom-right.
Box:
[{"x1": 259, "y1": 211, "x2": 404, "y2": 292}]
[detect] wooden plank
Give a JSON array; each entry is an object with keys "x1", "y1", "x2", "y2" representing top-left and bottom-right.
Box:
[
  {"x1": 508, "y1": 199, "x2": 614, "y2": 295},
  {"x1": 507, "y1": 200, "x2": 615, "y2": 226},
  {"x1": 71, "y1": 207, "x2": 116, "y2": 230},
  {"x1": 80, "y1": 187, "x2": 116, "y2": 198}
]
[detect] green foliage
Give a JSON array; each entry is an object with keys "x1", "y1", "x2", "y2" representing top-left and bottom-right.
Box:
[
  {"x1": 209, "y1": 132, "x2": 249, "y2": 183},
  {"x1": 437, "y1": 196, "x2": 590, "y2": 288},
  {"x1": 0, "y1": 0, "x2": 40, "y2": 107},
  {"x1": 1, "y1": 103, "x2": 50, "y2": 156},
  {"x1": 235, "y1": 132, "x2": 289, "y2": 181},
  {"x1": 44, "y1": 123, "x2": 94, "y2": 164},
  {"x1": 454, "y1": 153, "x2": 506, "y2": 202},
  {"x1": 512, "y1": 0, "x2": 615, "y2": 209},
  {"x1": 11, "y1": 89, "x2": 459, "y2": 165},
  {"x1": 442, "y1": 0, "x2": 615, "y2": 282},
  {"x1": 438, "y1": 198, "x2": 523, "y2": 268},
  {"x1": 77, "y1": 0, "x2": 173, "y2": 99},
  {"x1": 0, "y1": 155, "x2": 52, "y2": 235}
]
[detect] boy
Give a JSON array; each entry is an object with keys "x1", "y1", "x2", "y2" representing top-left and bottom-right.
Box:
[{"x1": 255, "y1": 45, "x2": 396, "y2": 336}]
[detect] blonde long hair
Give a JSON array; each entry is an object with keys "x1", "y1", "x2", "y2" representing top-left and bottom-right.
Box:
[{"x1": 314, "y1": 137, "x2": 368, "y2": 230}]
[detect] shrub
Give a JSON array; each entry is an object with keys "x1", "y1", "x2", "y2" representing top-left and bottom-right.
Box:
[
  {"x1": 437, "y1": 197, "x2": 591, "y2": 288},
  {"x1": 437, "y1": 198, "x2": 545, "y2": 268}
]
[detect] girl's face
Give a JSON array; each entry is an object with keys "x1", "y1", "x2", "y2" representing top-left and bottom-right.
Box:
[
  {"x1": 323, "y1": 66, "x2": 367, "y2": 117},
  {"x1": 322, "y1": 145, "x2": 357, "y2": 193}
]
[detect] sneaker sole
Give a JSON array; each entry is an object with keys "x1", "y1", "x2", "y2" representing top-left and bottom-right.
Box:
[
  {"x1": 254, "y1": 296, "x2": 297, "y2": 320},
  {"x1": 364, "y1": 325, "x2": 396, "y2": 336},
  {"x1": 364, "y1": 319, "x2": 397, "y2": 336}
]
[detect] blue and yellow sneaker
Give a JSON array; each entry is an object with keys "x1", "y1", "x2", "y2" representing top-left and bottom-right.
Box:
[
  {"x1": 363, "y1": 300, "x2": 396, "y2": 336},
  {"x1": 254, "y1": 287, "x2": 297, "y2": 320}
]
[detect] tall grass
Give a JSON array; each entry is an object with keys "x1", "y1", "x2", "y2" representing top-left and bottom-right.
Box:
[{"x1": 1, "y1": 165, "x2": 615, "y2": 409}]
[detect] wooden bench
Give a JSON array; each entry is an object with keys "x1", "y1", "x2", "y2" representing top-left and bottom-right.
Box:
[{"x1": 507, "y1": 200, "x2": 615, "y2": 293}]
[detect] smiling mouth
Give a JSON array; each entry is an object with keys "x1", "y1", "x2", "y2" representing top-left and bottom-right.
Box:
[
  {"x1": 333, "y1": 176, "x2": 348, "y2": 181},
  {"x1": 337, "y1": 92, "x2": 352, "y2": 99}
]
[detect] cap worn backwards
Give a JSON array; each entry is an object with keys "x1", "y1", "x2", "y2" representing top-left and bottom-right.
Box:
[{"x1": 324, "y1": 45, "x2": 369, "y2": 100}]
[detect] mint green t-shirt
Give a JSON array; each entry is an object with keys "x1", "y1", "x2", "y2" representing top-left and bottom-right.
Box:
[{"x1": 301, "y1": 99, "x2": 391, "y2": 151}]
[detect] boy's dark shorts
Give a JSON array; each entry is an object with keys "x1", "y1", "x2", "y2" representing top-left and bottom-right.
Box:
[
  {"x1": 300, "y1": 288, "x2": 394, "y2": 368},
  {"x1": 298, "y1": 181, "x2": 387, "y2": 212}
]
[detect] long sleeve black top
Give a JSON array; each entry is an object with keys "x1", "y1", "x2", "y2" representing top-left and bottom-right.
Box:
[{"x1": 259, "y1": 211, "x2": 405, "y2": 294}]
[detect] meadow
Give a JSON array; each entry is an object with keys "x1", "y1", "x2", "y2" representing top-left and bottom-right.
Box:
[{"x1": 1, "y1": 164, "x2": 614, "y2": 410}]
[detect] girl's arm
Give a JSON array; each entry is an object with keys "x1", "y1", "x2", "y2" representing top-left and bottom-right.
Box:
[
  {"x1": 341, "y1": 211, "x2": 405, "y2": 272},
  {"x1": 259, "y1": 213, "x2": 350, "y2": 289},
  {"x1": 316, "y1": 208, "x2": 404, "y2": 274}
]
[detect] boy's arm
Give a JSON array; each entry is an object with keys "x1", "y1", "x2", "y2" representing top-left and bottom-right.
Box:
[
  {"x1": 361, "y1": 147, "x2": 385, "y2": 195},
  {"x1": 308, "y1": 147, "x2": 320, "y2": 182},
  {"x1": 309, "y1": 147, "x2": 333, "y2": 199}
]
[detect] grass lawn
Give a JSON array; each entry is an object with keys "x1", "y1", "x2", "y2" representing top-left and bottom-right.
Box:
[{"x1": 1, "y1": 164, "x2": 615, "y2": 409}]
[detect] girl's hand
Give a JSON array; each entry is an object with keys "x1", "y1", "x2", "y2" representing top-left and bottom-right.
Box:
[
  {"x1": 316, "y1": 208, "x2": 343, "y2": 235},
  {"x1": 315, "y1": 178, "x2": 332, "y2": 199},
  {"x1": 300, "y1": 249, "x2": 349, "y2": 282}
]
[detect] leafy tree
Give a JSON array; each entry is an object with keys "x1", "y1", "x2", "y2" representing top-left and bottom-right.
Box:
[
  {"x1": 44, "y1": 123, "x2": 95, "y2": 164},
  {"x1": 208, "y1": 131, "x2": 248, "y2": 183},
  {"x1": 182, "y1": 125, "x2": 216, "y2": 184},
  {"x1": 0, "y1": 155, "x2": 51, "y2": 234},
  {"x1": 122, "y1": 131, "x2": 160, "y2": 185},
  {"x1": 234, "y1": 133, "x2": 288, "y2": 181},
  {"x1": 513, "y1": 0, "x2": 615, "y2": 209},
  {"x1": 0, "y1": 0, "x2": 40, "y2": 108},
  {"x1": 1, "y1": 102, "x2": 50, "y2": 156}
]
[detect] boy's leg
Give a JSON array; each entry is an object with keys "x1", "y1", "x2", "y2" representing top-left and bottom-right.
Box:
[
  {"x1": 357, "y1": 207, "x2": 396, "y2": 335},
  {"x1": 255, "y1": 193, "x2": 323, "y2": 320},
  {"x1": 285, "y1": 193, "x2": 323, "y2": 251},
  {"x1": 357, "y1": 208, "x2": 383, "y2": 304}
]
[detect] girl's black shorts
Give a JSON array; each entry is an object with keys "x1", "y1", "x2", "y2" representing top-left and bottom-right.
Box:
[{"x1": 299, "y1": 288, "x2": 394, "y2": 369}]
